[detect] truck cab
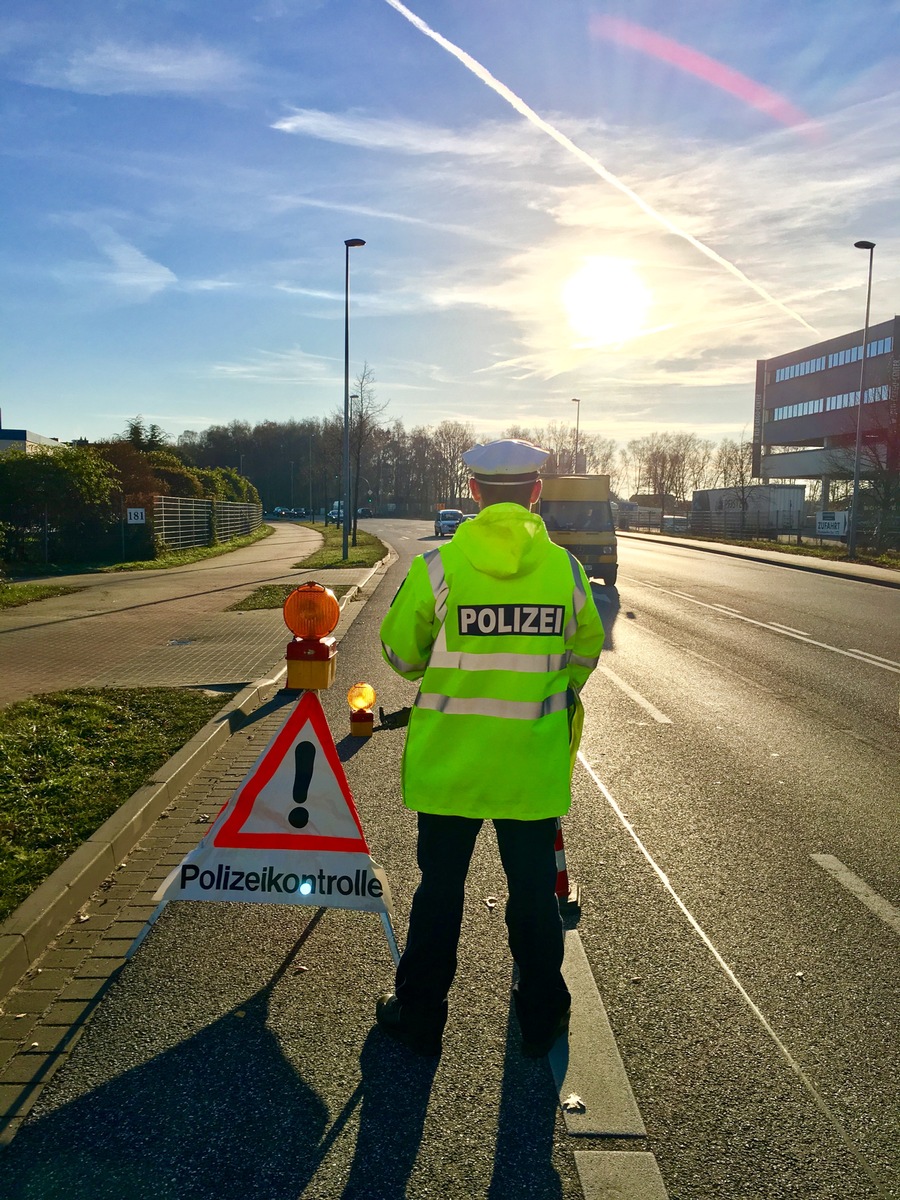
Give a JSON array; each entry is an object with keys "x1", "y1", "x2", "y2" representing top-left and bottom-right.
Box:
[{"x1": 539, "y1": 475, "x2": 618, "y2": 587}]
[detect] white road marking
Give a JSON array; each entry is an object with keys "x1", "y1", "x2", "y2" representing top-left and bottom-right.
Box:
[
  {"x1": 598, "y1": 665, "x2": 672, "y2": 724},
  {"x1": 846, "y1": 649, "x2": 900, "y2": 669},
  {"x1": 550, "y1": 931, "x2": 647, "y2": 1137},
  {"x1": 577, "y1": 753, "x2": 883, "y2": 1188},
  {"x1": 768, "y1": 622, "x2": 810, "y2": 636},
  {"x1": 631, "y1": 580, "x2": 900, "y2": 674},
  {"x1": 811, "y1": 854, "x2": 900, "y2": 937},
  {"x1": 574, "y1": 1151, "x2": 669, "y2": 1200},
  {"x1": 712, "y1": 603, "x2": 742, "y2": 614}
]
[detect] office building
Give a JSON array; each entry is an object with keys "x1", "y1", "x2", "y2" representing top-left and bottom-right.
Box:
[{"x1": 753, "y1": 316, "x2": 898, "y2": 506}]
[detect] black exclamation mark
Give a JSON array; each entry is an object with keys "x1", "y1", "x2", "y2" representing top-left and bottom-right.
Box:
[{"x1": 289, "y1": 741, "x2": 316, "y2": 829}]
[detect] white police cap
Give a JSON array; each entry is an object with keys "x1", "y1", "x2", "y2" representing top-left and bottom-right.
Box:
[{"x1": 462, "y1": 438, "x2": 550, "y2": 484}]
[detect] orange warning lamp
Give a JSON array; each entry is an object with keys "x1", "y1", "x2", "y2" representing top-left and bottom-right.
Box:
[
  {"x1": 283, "y1": 582, "x2": 340, "y2": 691},
  {"x1": 348, "y1": 682, "x2": 376, "y2": 737}
]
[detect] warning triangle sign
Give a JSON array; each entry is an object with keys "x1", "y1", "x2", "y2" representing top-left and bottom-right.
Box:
[
  {"x1": 153, "y1": 691, "x2": 394, "y2": 923},
  {"x1": 214, "y1": 689, "x2": 369, "y2": 852}
]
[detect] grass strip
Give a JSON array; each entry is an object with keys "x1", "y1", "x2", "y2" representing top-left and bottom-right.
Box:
[
  {"x1": 677, "y1": 535, "x2": 898, "y2": 571},
  {"x1": 2, "y1": 524, "x2": 275, "y2": 582},
  {"x1": 0, "y1": 583, "x2": 83, "y2": 610},
  {"x1": 106, "y1": 522, "x2": 274, "y2": 572},
  {"x1": 293, "y1": 522, "x2": 387, "y2": 570},
  {"x1": 228, "y1": 582, "x2": 352, "y2": 611},
  {"x1": 0, "y1": 687, "x2": 229, "y2": 922}
]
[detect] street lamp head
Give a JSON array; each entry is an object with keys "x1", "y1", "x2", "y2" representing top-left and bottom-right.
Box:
[
  {"x1": 571, "y1": 397, "x2": 580, "y2": 404},
  {"x1": 345, "y1": 238, "x2": 366, "y2": 248},
  {"x1": 854, "y1": 240, "x2": 875, "y2": 250}
]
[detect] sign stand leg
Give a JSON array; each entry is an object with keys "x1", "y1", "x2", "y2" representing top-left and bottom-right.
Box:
[
  {"x1": 126, "y1": 900, "x2": 167, "y2": 960},
  {"x1": 380, "y1": 911, "x2": 401, "y2": 966}
]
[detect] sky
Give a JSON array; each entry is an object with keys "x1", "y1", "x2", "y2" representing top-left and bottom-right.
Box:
[{"x1": 2, "y1": 0, "x2": 899, "y2": 450}]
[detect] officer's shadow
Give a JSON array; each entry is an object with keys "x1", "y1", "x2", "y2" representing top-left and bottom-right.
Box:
[
  {"x1": 340, "y1": 1030, "x2": 438, "y2": 1198},
  {"x1": 489, "y1": 992, "x2": 566, "y2": 1198},
  {"x1": 344, "y1": 1003, "x2": 562, "y2": 1200}
]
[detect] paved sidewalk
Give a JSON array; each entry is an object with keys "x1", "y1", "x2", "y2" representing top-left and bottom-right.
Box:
[
  {"x1": 0, "y1": 523, "x2": 376, "y2": 708},
  {"x1": 0, "y1": 541, "x2": 391, "y2": 1154}
]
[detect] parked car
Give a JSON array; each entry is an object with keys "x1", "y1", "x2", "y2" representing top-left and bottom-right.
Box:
[
  {"x1": 434, "y1": 509, "x2": 464, "y2": 537},
  {"x1": 357, "y1": 507, "x2": 374, "y2": 518}
]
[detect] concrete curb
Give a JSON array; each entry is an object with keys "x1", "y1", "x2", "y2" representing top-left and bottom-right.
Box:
[
  {"x1": 0, "y1": 562, "x2": 387, "y2": 1001},
  {"x1": 618, "y1": 531, "x2": 900, "y2": 589}
]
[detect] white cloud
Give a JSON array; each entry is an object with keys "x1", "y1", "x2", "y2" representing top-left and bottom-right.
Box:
[
  {"x1": 26, "y1": 40, "x2": 247, "y2": 96},
  {"x1": 272, "y1": 107, "x2": 542, "y2": 163},
  {"x1": 56, "y1": 215, "x2": 177, "y2": 301},
  {"x1": 209, "y1": 346, "x2": 336, "y2": 384}
]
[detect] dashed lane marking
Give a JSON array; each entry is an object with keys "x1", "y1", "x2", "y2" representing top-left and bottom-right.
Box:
[
  {"x1": 598, "y1": 665, "x2": 672, "y2": 724},
  {"x1": 574, "y1": 1151, "x2": 669, "y2": 1200},
  {"x1": 627, "y1": 579, "x2": 900, "y2": 674},
  {"x1": 811, "y1": 854, "x2": 900, "y2": 937},
  {"x1": 846, "y1": 649, "x2": 900, "y2": 669},
  {"x1": 768, "y1": 622, "x2": 810, "y2": 636}
]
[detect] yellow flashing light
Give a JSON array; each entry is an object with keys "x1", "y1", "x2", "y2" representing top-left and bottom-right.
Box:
[
  {"x1": 283, "y1": 582, "x2": 340, "y2": 639},
  {"x1": 347, "y1": 682, "x2": 376, "y2": 712}
]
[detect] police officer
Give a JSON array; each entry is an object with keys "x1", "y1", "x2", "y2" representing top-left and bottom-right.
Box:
[{"x1": 376, "y1": 438, "x2": 605, "y2": 1057}]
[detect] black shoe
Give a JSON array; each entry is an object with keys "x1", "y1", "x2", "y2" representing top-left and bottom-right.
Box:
[
  {"x1": 375, "y1": 992, "x2": 445, "y2": 1057},
  {"x1": 521, "y1": 1007, "x2": 570, "y2": 1058}
]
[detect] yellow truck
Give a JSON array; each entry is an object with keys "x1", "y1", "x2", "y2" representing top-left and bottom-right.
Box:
[{"x1": 539, "y1": 474, "x2": 618, "y2": 587}]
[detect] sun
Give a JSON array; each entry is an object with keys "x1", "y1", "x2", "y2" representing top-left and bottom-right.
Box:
[{"x1": 561, "y1": 257, "x2": 651, "y2": 347}]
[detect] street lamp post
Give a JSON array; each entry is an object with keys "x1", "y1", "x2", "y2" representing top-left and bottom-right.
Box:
[
  {"x1": 847, "y1": 240, "x2": 875, "y2": 560},
  {"x1": 571, "y1": 398, "x2": 581, "y2": 473},
  {"x1": 348, "y1": 395, "x2": 359, "y2": 539},
  {"x1": 289, "y1": 460, "x2": 294, "y2": 507},
  {"x1": 343, "y1": 238, "x2": 366, "y2": 558}
]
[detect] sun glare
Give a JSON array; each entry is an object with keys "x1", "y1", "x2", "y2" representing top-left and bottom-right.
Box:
[{"x1": 562, "y1": 257, "x2": 651, "y2": 347}]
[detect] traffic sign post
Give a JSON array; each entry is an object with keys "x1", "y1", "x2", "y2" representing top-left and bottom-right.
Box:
[{"x1": 555, "y1": 818, "x2": 581, "y2": 915}]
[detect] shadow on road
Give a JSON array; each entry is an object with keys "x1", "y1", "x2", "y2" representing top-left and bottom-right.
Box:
[
  {"x1": 340, "y1": 1029, "x2": 438, "y2": 1198},
  {"x1": 590, "y1": 583, "x2": 620, "y2": 650},
  {"x1": 0, "y1": 930, "x2": 332, "y2": 1200},
  {"x1": 489, "y1": 999, "x2": 566, "y2": 1199}
]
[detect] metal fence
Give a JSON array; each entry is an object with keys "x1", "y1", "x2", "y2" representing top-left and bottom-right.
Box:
[
  {"x1": 617, "y1": 508, "x2": 802, "y2": 538},
  {"x1": 152, "y1": 496, "x2": 262, "y2": 551}
]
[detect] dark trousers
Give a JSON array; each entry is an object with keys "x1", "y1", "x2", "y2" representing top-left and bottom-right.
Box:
[{"x1": 395, "y1": 813, "x2": 570, "y2": 1040}]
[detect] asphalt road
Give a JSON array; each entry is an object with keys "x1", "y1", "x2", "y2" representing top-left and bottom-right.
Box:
[
  {"x1": 370, "y1": 521, "x2": 900, "y2": 1196},
  {"x1": 1, "y1": 522, "x2": 897, "y2": 1199}
]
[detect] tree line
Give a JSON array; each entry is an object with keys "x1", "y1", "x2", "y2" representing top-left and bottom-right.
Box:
[
  {"x1": 175, "y1": 366, "x2": 762, "y2": 517},
  {"x1": 0, "y1": 418, "x2": 260, "y2": 566}
]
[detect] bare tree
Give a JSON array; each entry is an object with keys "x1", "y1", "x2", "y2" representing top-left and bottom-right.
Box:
[
  {"x1": 433, "y1": 420, "x2": 476, "y2": 505},
  {"x1": 350, "y1": 363, "x2": 390, "y2": 543},
  {"x1": 714, "y1": 435, "x2": 755, "y2": 535}
]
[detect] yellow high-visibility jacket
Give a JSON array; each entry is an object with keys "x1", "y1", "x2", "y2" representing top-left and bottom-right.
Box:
[{"x1": 380, "y1": 503, "x2": 604, "y2": 819}]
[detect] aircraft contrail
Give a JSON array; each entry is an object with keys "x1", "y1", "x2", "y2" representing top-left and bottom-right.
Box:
[
  {"x1": 591, "y1": 16, "x2": 818, "y2": 136},
  {"x1": 383, "y1": 0, "x2": 816, "y2": 332}
]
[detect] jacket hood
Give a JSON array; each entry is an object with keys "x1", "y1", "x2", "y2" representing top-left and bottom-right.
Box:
[{"x1": 451, "y1": 504, "x2": 554, "y2": 578}]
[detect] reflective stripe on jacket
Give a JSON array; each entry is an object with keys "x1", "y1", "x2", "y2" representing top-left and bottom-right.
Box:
[{"x1": 380, "y1": 503, "x2": 604, "y2": 819}]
